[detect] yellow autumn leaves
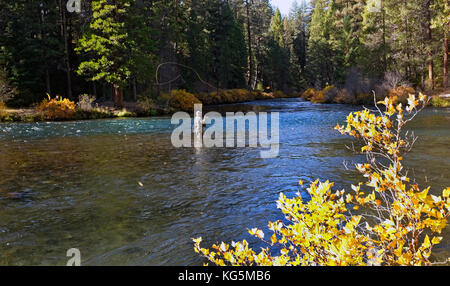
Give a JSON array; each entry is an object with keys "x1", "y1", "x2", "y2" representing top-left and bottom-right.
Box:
[
  {"x1": 193, "y1": 94, "x2": 449, "y2": 266},
  {"x1": 38, "y1": 94, "x2": 76, "y2": 120}
]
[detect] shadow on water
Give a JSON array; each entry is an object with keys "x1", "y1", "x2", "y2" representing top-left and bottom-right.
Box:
[{"x1": 0, "y1": 99, "x2": 448, "y2": 265}]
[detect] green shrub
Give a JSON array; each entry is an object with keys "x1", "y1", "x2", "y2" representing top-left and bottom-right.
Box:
[
  {"x1": 22, "y1": 113, "x2": 42, "y2": 122},
  {"x1": 430, "y1": 96, "x2": 450, "y2": 107},
  {"x1": 0, "y1": 103, "x2": 22, "y2": 122},
  {"x1": 115, "y1": 110, "x2": 136, "y2": 118},
  {"x1": 74, "y1": 108, "x2": 113, "y2": 120},
  {"x1": 256, "y1": 82, "x2": 264, "y2": 92}
]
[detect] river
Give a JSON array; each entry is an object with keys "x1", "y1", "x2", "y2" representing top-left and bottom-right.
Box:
[{"x1": 0, "y1": 98, "x2": 448, "y2": 265}]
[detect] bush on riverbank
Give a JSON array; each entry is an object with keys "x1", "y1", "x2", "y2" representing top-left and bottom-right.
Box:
[
  {"x1": 1, "y1": 89, "x2": 293, "y2": 122},
  {"x1": 197, "y1": 90, "x2": 248, "y2": 105},
  {"x1": 0, "y1": 112, "x2": 23, "y2": 122},
  {"x1": 0, "y1": 101, "x2": 6, "y2": 117},
  {"x1": 310, "y1": 85, "x2": 338, "y2": 103},
  {"x1": 73, "y1": 108, "x2": 113, "y2": 120},
  {"x1": 301, "y1": 85, "x2": 417, "y2": 106},
  {"x1": 166, "y1": 89, "x2": 289, "y2": 110},
  {"x1": 30, "y1": 95, "x2": 114, "y2": 122},
  {"x1": 76, "y1": 94, "x2": 97, "y2": 111},
  {"x1": 165, "y1": 90, "x2": 202, "y2": 112},
  {"x1": 136, "y1": 96, "x2": 158, "y2": 116},
  {"x1": 196, "y1": 89, "x2": 259, "y2": 105},
  {"x1": 194, "y1": 94, "x2": 450, "y2": 266},
  {"x1": 302, "y1": 86, "x2": 339, "y2": 104},
  {"x1": 38, "y1": 95, "x2": 76, "y2": 120},
  {"x1": 301, "y1": 88, "x2": 317, "y2": 101},
  {"x1": 0, "y1": 101, "x2": 14, "y2": 122},
  {"x1": 429, "y1": 96, "x2": 450, "y2": 107}
]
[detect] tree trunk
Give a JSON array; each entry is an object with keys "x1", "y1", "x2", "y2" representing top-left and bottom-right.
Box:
[
  {"x1": 425, "y1": 0, "x2": 434, "y2": 90},
  {"x1": 92, "y1": 81, "x2": 97, "y2": 98},
  {"x1": 113, "y1": 85, "x2": 123, "y2": 108},
  {"x1": 444, "y1": 26, "x2": 449, "y2": 89},
  {"x1": 444, "y1": 0, "x2": 449, "y2": 89},
  {"x1": 39, "y1": 3, "x2": 51, "y2": 95},
  {"x1": 60, "y1": 0, "x2": 73, "y2": 99},
  {"x1": 132, "y1": 78, "x2": 137, "y2": 101},
  {"x1": 381, "y1": 0, "x2": 387, "y2": 73},
  {"x1": 404, "y1": 0, "x2": 411, "y2": 79},
  {"x1": 245, "y1": 0, "x2": 254, "y2": 89}
]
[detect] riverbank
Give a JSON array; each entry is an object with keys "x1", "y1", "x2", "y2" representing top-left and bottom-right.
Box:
[
  {"x1": 0, "y1": 103, "x2": 167, "y2": 123},
  {"x1": 2, "y1": 87, "x2": 448, "y2": 123},
  {"x1": 0, "y1": 89, "x2": 298, "y2": 123},
  {"x1": 300, "y1": 85, "x2": 450, "y2": 107}
]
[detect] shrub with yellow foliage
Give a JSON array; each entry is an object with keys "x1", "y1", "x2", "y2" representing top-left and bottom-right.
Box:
[
  {"x1": 0, "y1": 101, "x2": 7, "y2": 121},
  {"x1": 194, "y1": 89, "x2": 288, "y2": 106},
  {"x1": 221, "y1": 89, "x2": 256, "y2": 103},
  {"x1": 38, "y1": 94, "x2": 76, "y2": 120},
  {"x1": 0, "y1": 101, "x2": 6, "y2": 114},
  {"x1": 194, "y1": 94, "x2": 450, "y2": 266},
  {"x1": 302, "y1": 86, "x2": 338, "y2": 104},
  {"x1": 310, "y1": 90, "x2": 326, "y2": 103},
  {"x1": 195, "y1": 91, "x2": 225, "y2": 105},
  {"x1": 167, "y1": 90, "x2": 202, "y2": 112},
  {"x1": 301, "y1": 88, "x2": 317, "y2": 101}
]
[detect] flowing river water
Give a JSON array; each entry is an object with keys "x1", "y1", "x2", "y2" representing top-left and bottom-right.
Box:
[{"x1": 0, "y1": 98, "x2": 449, "y2": 265}]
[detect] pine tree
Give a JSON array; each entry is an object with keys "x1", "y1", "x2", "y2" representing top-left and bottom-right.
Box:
[
  {"x1": 432, "y1": 0, "x2": 449, "y2": 89},
  {"x1": 247, "y1": 0, "x2": 274, "y2": 90},
  {"x1": 76, "y1": 0, "x2": 133, "y2": 107},
  {"x1": 217, "y1": 4, "x2": 248, "y2": 88},
  {"x1": 289, "y1": 0, "x2": 310, "y2": 88},
  {"x1": 306, "y1": 0, "x2": 335, "y2": 87},
  {"x1": 0, "y1": 0, "x2": 62, "y2": 106},
  {"x1": 270, "y1": 8, "x2": 285, "y2": 48},
  {"x1": 126, "y1": 0, "x2": 158, "y2": 100},
  {"x1": 330, "y1": 0, "x2": 364, "y2": 74}
]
